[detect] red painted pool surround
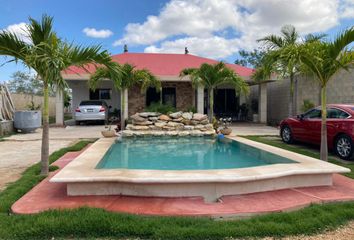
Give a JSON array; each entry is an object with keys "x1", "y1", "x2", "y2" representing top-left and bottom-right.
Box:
[{"x1": 11, "y1": 149, "x2": 354, "y2": 217}]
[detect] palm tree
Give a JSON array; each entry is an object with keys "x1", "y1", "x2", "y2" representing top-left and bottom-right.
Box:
[
  {"x1": 0, "y1": 15, "x2": 117, "y2": 175},
  {"x1": 180, "y1": 62, "x2": 249, "y2": 120},
  {"x1": 299, "y1": 27, "x2": 354, "y2": 161},
  {"x1": 258, "y1": 25, "x2": 325, "y2": 116},
  {"x1": 90, "y1": 63, "x2": 160, "y2": 129}
]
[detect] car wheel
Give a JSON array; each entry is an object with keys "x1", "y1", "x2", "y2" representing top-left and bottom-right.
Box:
[
  {"x1": 281, "y1": 125, "x2": 293, "y2": 144},
  {"x1": 335, "y1": 134, "x2": 354, "y2": 160}
]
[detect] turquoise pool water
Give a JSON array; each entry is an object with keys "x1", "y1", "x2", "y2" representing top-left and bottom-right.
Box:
[{"x1": 96, "y1": 137, "x2": 295, "y2": 170}]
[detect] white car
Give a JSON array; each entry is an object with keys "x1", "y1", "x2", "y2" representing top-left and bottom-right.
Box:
[{"x1": 75, "y1": 100, "x2": 109, "y2": 125}]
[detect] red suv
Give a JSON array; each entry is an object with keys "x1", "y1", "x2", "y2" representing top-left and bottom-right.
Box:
[{"x1": 280, "y1": 104, "x2": 354, "y2": 160}]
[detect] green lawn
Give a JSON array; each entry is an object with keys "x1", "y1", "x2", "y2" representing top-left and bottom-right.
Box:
[{"x1": 1, "y1": 137, "x2": 354, "y2": 239}]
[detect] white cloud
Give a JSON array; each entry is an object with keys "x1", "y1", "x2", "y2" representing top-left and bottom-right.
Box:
[
  {"x1": 115, "y1": 0, "x2": 353, "y2": 59},
  {"x1": 83, "y1": 27, "x2": 113, "y2": 38},
  {"x1": 1, "y1": 22, "x2": 31, "y2": 43}
]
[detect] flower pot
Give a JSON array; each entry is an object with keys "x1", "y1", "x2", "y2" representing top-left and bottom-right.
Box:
[
  {"x1": 220, "y1": 128, "x2": 232, "y2": 135},
  {"x1": 14, "y1": 110, "x2": 41, "y2": 133},
  {"x1": 101, "y1": 130, "x2": 116, "y2": 138}
]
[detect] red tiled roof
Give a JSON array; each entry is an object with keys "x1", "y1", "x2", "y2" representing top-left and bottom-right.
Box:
[{"x1": 63, "y1": 52, "x2": 254, "y2": 77}]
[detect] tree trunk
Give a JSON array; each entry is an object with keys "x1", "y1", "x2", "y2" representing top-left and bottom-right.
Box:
[
  {"x1": 40, "y1": 82, "x2": 50, "y2": 176},
  {"x1": 120, "y1": 88, "x2": 125, "y2": 131},
  {"x1": 288, "y1": 73, "x2": 294, "y2": 117},
  {"x1": 320, "y1": 86, "x2": 328, "y2": 161},
  {"x1": 209, "y1": 88, "x2": 214, "y2": 121}
]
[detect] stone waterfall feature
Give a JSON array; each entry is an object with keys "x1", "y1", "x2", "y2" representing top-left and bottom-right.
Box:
[{"x1": 122, "y1": 112, "x2": 216, "y2": 137}]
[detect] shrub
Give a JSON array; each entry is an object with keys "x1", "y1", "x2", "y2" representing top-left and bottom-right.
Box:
[
  {"x1": 185, "y1": 105, "x2": 197, "y2": 113},
  {"x1": 145, "y1": 102, "x2": 176, "y2": 114}
]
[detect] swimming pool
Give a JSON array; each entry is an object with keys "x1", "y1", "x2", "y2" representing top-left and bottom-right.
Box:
[
  {"x1": 96, "y1": 137, "x2": 295, "y2": 170},
  {"x1": 51, "y1": 136, "x2": 349, "y2": 202}
]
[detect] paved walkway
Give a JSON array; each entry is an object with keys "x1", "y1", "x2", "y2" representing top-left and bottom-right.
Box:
[
  {"x1": 0, "y1": 125, "x2": 104, "y2": 191},
  {"x1": 230, "y1": 123, "x2": 279, "y2": 136},
  {"x1": 11, "y1": 150, "x2": 354, "y2": 217}
]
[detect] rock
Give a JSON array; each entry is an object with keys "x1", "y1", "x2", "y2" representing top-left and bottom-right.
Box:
[
  {"x1": 133, "y1": 120, "x2": 153, "y2": 125},
  {"x1": 182, "y1": 112, "x2": 193, "y2": 120},
  {"x1": 200, "y1": 119, "x2": 209, "y2": 125},
  {"x1": 194, "y1": 124, "x2": 205, "y2": 130},
  {"x1": 169, "y1": 111, "x2": 182, "y2": 119},
  {"x1": 139, "y1": 112, "x2": 160, "y2": 118},
  {"x1": 166, "y1": 131, "x2": 178, "y2": 136},
  {"x1": 183, "y1": 125, "x2": 194, "y2": 130},
  {"x1": 162, "y1": 125, "x2": 175, "y2": 131},
  {"x1": 148, "y1": 117, "x2": 159, "y2": 122},
  {"x1": 155, "y1": 122, "x2": 167, "y2": 128},
  {"x1": 181, "y1": 119, "x2": 191, "y2": 125},
  {"x1": 172, "y1": 117, "x2": 183, "y2": 122},
  {"x1": 151, "y1": 131, "x2": 166, "y2": 136},
  {"x1": 203, "y1": 130, "x2": 216, "y2": 135},
  {"x1": 167, "y1": 121, "x2": 183, "y2": 127},
  {"x1": 131, "y1": 113, "x2": 146, "y2": 122},
  {"x1": 204, "y1": 123, "x2": 213, "y2": 129},
  {"x1": 190, "y1": 120, "x2": 200, "y2": 125},
  {"x1": 193, "y1": 113, "x2": 208, "y2": 121},
  {"x1": 131, "y1": 125, "x2": 149, "y2": 130},
  {"x1": 122, "y1": 130, "x2": 134, "y2": 137},
  {"x1": 125, "y1": 124, "x2": 133, "y2": 130},
  {"x1": 190, "y1": 130, "x2": 203, "y2": 136},
  {"x1": 148, "y1": 125, "x2": 160, "y2": 130},
  {"x1": 159, "y1": 114, "x2": 171, "y2": 121},
  {"x1": 178, "y1": 131, "x2": 190, "y2": 136}
]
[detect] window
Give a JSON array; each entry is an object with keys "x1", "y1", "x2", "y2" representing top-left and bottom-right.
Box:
[
  {"x1": 327, "y1": 108, "x2": 350, "y2": 119},
  {"x1": 89, "y1": 89, "x2": 111, "y2": 100},
  {"x1": 303, "y1": 108, "x2": 321, "y2": 119},
  {"x1": 146, "y1": 87, "x2": 176, "y2": 107}
]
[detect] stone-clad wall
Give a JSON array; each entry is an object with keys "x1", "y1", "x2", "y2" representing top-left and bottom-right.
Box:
[{"x1": 128, "y1": 82, "x2": 195, "y2": 116}]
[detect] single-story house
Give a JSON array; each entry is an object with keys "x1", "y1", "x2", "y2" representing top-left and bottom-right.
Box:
[{"x1": 56, "y1": 50, "x2": 270, "y2": 125}]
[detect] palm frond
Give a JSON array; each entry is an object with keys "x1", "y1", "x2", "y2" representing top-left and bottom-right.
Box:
[{"x1": 329, "y1": 26, "x2": 354, "y2": 59}]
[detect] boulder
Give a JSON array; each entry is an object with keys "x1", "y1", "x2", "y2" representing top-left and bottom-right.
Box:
[
  {"x1": 181, "y1": 119, "x2": 191, "y2": 125},
  {"x1": 182, "y1": 112, "x2": 193, "y2": 120},
  {"x1": 190, "y1": 120, "x2": 200, "y2": 125},
  {"x1": 131, "y1": 125, "x2": 149, "y2": 130},
  {"x1": 155, "y1": 122, "x2": 167, "y2": 128},
  {"x1": 133, "y1": 120, "x2": 153, "y2": 125},
  {"x1": 122, "y1": 130, "x2": 134, "y2": 137},
  {"x1": 178, "y1": 131, "x2": 190, "y2": 136},
  {"x1": 131, "y1": 113, "x2": 146, "y2": 122},
  {"x1": 193, "y1": 113, "x2": 208, "y2": 121},
  {"x1": 203, "y1": 130, "x2": 216, "y2": 136},
  {"x1": 152, "y1": 131, "x2": 166, "y2": 136},
  {"x1": 125, "y1": 124, "x2": 133, "y2": 130},
  {"x1": 169, "y1": 111, "x2": 182, "y2": 119},
  {"x1": 194, "y1": 124, "x2": 205, "y2": 130},
  {"x1": 167, "y1": 121, "x2": 183, "y2": 127},
  {"x1": 148, "y1": 125, "x2": 160, "y2": 130},
  {"x1": 172, "y1": 117, "x2": 183, "y2": 122},
  {"x1": 166, "y1": 131, "x2": 178, "y2": 136},
  {"x1": 183, "y1": 125, "x2": 194, "y2": 130},
  {"x1": 148, "y1": 117, "x2": 159, "y2": 122},
  {"x1": 139, "y1": 112, "x2": 160, "y2": 118},
  {"x1": 159, "y1": 114, "x2": 171, "y2": 121},
  {"x1": 200, "y1": 119, "x2": 209, "y2": 125},
  {"x1": 190, "y1": 130, "x2": 203, "y2": 136}
]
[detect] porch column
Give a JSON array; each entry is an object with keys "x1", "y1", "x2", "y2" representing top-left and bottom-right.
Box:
[
  {"x1": 123, "y1": 89, "x2": 129, "y2": 120},
  {"x1": 55, "y1": 88, "x2": 64, "y2": 125},
  {"x1": 258, "y1": 83, "x2": 267, "y2": 123},
  {"x1": 197, "y1": 85, "x2": 204, "y2": 114}
]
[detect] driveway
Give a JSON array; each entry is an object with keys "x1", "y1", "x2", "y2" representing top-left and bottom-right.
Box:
[{"x1": 0, "y1": 125, "x2": 104, "y2": 191}]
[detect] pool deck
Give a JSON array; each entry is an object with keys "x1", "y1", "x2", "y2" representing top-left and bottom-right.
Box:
[{"x1": 11, "y1": 145, "x2": 354, "y2": 218}]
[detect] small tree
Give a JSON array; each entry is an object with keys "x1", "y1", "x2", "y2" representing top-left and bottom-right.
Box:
[
  {"x1": 90, "y1": 63, "x2": 160, "y2": 129},
  {"x1": 180, "y1": 62, "x2": 249, "y2": 120},
  {"x1": 300, "y1": 27, "x2": 354, "y2": 161}
]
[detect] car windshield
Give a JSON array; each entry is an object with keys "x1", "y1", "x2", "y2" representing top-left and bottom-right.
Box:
[{"x1": 80, "y1": 101, "x2": 103, "y2": 106}]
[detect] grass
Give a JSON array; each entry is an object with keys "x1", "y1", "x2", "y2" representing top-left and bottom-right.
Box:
[
  {"x1": 1, "y1": 136, "x2": 354, "y2": 239},
  {"x1": 242, "y1": 135, "x2": 354, "y2": 179},
  {"x1": 49, "y1": 114, "x2": 73, "y2": 124}
]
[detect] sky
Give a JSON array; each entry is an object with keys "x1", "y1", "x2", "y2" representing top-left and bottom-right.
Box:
[{"x1": 0, "y1": 0, "x2": 353, "y2": 81}]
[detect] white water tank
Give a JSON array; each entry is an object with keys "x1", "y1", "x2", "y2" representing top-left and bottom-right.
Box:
[{"x1": 14, "y1": 111, "x2": 42, "y2": 133}]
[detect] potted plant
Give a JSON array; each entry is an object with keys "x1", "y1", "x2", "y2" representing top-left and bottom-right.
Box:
[
  {"x1": 219, "y1": 117, "x2": 232, "y2": 135},
  {"x1": 101, "y1": 116, "x2": 118, "y2": 138}
]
